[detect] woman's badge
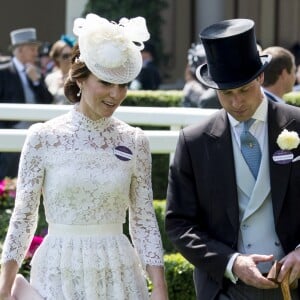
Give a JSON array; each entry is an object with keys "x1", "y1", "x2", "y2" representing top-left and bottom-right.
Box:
[{"x1": 114, "y1": 146, "x2": 133, "y2": 161}]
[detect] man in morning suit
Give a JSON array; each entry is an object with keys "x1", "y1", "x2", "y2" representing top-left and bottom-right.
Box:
[
  {"x1": 262, "y1": 46, "x2": 296, "y2": 104},
  {"x1": 0, "y1": 28, "x2": 53, "y2": 179},
  {"x1": 165, "y1": 19, "x2": 300, "y2": 299}
]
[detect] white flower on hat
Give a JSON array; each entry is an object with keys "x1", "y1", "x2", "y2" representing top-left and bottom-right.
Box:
[
  {"x1": 276, "y1": 129, "x2": 300, "y2": 150},
  {"x1": 73, "y1": 13, "x2": 150, "y2": 84},
  {"x1": 119, "y1": 17, "x2": 150, "y2": 50}
]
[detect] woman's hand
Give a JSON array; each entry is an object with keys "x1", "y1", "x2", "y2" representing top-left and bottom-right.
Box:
[
  {"x1": 146, "y1": 265, "x2": 168, "y2": 300},
  {"x1": 0, "y1": 261, "x2": 18, "y2": 300},
  {"x1": 150, "y1": 284, "x2": 169, "y2": 300}
]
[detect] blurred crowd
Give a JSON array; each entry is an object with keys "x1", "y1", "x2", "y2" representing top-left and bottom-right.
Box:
[
  {"x1": 1, "y1": 25, "x2": 300, "y2": 181},
  {"x1": 2, "y1": 25, "x2": 300, "y2": 112}
]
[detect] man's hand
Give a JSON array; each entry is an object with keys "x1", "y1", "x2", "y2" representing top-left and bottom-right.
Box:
[
  {"x1": 25, "y1": 64, "x2": 41, "y2": 82},
  {"x1": 278, "y1": 247, "x2": 300, "y2": 285},
  {"x1": 233, "y1": 254, "x2": 278, "y2": 289}
]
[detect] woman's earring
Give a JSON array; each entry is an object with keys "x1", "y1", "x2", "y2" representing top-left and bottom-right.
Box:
[{"x1": 77, "y1": 88, "x2": 81, "y2": 97}]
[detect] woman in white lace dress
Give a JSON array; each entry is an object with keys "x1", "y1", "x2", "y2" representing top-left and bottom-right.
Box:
[{"x1": 0, "y1": 14, "x2": 168, "y2": 300}]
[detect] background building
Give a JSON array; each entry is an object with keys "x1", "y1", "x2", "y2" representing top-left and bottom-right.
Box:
[{"x1": 1, "y1": 0, "x2": 299, "y2": 88}]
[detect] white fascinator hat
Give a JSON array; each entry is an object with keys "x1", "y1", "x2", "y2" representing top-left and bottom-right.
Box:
[{"x1": 73, "y1": 13, "x2": 150, "y2": 84}]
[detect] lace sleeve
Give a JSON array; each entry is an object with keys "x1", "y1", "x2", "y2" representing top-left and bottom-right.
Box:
[
  {"x1": 129, "y1": 128, "x2": 164, "y2": 268},
  {"x1": 1, "y1": 123, "x2": 45, "y2": 267}
]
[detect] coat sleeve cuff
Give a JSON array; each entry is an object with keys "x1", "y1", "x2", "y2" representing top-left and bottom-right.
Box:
[{"x1": 224, "y1": 253, "x2": 240, "y2": 284}]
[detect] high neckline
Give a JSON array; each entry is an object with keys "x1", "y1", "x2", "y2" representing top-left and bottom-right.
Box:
[{"x1": 71, "y1": 103, "x2": 110, "y2": 130}]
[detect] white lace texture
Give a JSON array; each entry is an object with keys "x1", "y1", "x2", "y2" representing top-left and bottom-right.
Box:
[{"x1": 1, "y1": 105, "x2": 164, "y2": 299}]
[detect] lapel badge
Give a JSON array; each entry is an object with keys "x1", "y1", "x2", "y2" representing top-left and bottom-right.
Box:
[
  {"x1": 272, "y1": 150, "x2": 293, "y2": 165},
  {"x1": 114, "y1": 145, "x2": 133, "y2": 161},
  {"x1": 274, "y1": 129, "x2": 300, "y2": 164}
]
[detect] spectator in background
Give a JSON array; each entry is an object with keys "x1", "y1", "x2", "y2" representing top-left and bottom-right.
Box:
[
  {"x1": 0, "y1": 55, "x2": 11, "y2": 67},
  {"x1": 293, "y1": 64, "x2": 300, "y2": 91},
  {"x1": 129, "y1": 41, "x2": 161, "y2": 90},
  {"x1": 182, "y1": 43, "x2": 207, "y2": 107},
  {"x1": 0, "y1": 27, "x2": 53, "y2": 180},
  {"x1": 261, "y1": 46, "x2": 296, "y2": 103},
  {"x1": 45, "y1": 36, "x2": 75, "y2": 104},
  {"x1": 289, "y1": 42, "x2": 300, "y2": 92},
  {"x1": 182, "y1": 43, "x2": 221, "y2": 108},
  {"x1": 38, "y1": 42, "x2": 54, "y2": 76}
]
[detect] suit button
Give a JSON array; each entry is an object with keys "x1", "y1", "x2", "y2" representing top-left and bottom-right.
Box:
[
  {"x1": 247, "y1": 243, "x2": 252, "y2": 248},
  {"x1": 275, "y1": 241, "x2": 281, "y2": 247},
  {"x1": 242, "y1": 224, "x2": 248, "y2": 230}
]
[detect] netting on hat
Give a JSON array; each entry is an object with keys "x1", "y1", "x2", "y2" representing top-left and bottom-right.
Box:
[
  {"x1": 73, "y1": 13, "x2": 149, "y2": 84},
  {"x1": 86, "y1": 49, "x2": 142, "y2": 84}
]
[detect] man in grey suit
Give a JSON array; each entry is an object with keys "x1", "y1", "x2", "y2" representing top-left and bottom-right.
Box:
[
  {"x1": 0, "y1": 27, "x2": 53, "y2": 179},
  {"x1": 165, "y1": 19, "x2": 300, "y2": 299}
]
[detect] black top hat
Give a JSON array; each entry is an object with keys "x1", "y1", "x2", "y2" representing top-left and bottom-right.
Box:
[{"x1": 195, "y1": 19, "x2": 271, "y2": 90}]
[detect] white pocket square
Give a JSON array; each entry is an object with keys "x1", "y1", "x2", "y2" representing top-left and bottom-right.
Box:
[{"x1": 11, "y1": 274, "x2": 44, "y2": 300}]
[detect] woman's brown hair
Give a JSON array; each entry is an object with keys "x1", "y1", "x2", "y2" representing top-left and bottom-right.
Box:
[{"x1": 64, "y1": 44, "x2": 91, "y2": 103}]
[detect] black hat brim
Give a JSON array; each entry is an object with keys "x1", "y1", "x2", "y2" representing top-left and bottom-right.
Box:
[{"x1": 195, "y1": 54, "x2": 272, "y2": 90}]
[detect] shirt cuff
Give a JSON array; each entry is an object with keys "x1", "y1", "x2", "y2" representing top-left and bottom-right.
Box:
[
  {"x1": 295, "y1": 244, "x2": 300, "y2": 249},
  {"x1": 224, "y1": 253, "x2": 240, "y2": 284}
]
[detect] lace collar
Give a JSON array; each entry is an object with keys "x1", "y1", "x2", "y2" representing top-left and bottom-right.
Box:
[{"x1": 71, "y1": 103, "x2": 111, "y2": 130}]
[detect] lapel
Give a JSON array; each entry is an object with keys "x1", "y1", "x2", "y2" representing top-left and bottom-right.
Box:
[
  {"x1": 268, "y1": 101, "x2": 296, "y2": 223},
  {"x1": 11, "y1": 61, "x2": 25, "y2": 86},
  {"x1": 206, "y1": 110, "x2": 239, "y2": 231},
  {"x1": 10, "y1": 61, "x2": 26, "y2": 100}
]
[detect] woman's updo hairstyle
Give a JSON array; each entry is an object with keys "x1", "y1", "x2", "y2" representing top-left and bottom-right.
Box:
[
  {"x1": 65, "y1": 13, "x2": 150, "y2": 103},
  {"x1": 64, "y1": 44, "x2": 91, "y2": 103}
]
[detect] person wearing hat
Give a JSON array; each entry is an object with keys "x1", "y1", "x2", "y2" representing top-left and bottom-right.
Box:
[
  {"x1": 0, "y1": 27, "x2": 53, "y2": 112},
  {"x1": 38, "y1": 41, "x2": 55, "y2": 76},
  {"x1": 181, "y1": 43, "x2": 209, "y2": 107},
  {"x1": 0, "y1": 14, "x2": 168, "y2": 300},
  {"x1": 182, "y1": 42, "x2": 221, "y2": 108},
  {"x1": 166, "y1": 18, "x2": 300, "y2": 299},
  {"x1": 0, "y1": 27, "x2": 53, "y2": 180}
]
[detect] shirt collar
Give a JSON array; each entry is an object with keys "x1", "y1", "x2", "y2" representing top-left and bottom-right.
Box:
[
  {"x1": 263, "y1": 88, "x2": 285, "y2": 103},
  {"x1": 12, "y1": 56, "x2": 25, "y2": 73}
]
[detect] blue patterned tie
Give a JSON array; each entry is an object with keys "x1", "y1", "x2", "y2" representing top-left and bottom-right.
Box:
[{"x1": 240, "y1": 119, "x2": 262, "y2": 179}]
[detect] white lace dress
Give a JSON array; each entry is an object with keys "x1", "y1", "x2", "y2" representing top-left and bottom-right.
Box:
[{"x1": 1, "y1": 105, "x2": 164, "y2": 300}]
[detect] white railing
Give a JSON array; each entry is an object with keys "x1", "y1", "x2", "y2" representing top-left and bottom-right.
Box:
[{"x1": 0, "y1": 103, "x2": 218, "y2": 153}]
